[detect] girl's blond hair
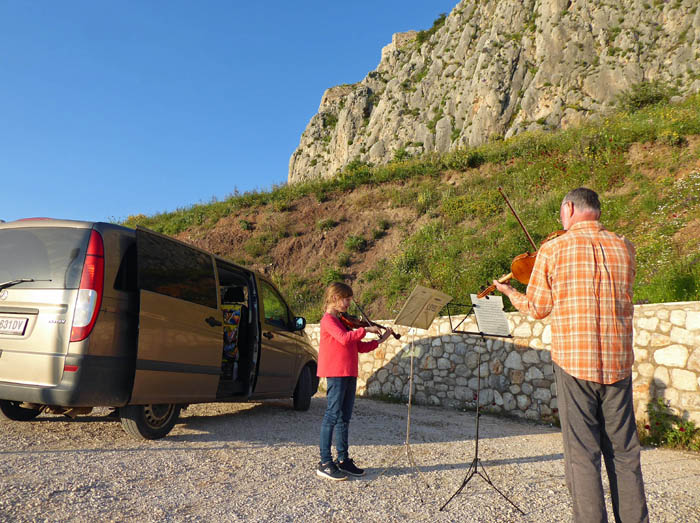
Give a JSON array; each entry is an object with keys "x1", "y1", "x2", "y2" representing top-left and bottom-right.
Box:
[{"x1": 323, "y1": 282, "x2": 353, "y2": 311}]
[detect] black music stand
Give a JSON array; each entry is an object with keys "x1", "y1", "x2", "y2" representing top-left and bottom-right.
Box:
[
  {"x1": 367, "y1": 285, "x2": 452, "y2": 502},
  {"x1": 439, "y1": 295, "x2": 524, "y2": 515}
]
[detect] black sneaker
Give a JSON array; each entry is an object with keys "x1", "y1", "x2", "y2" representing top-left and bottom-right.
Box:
[
  {"x1": 337, "y1": 458, "x2": 365, "y2": 477},
  {"x1": 316, "y1": 461, "x2": 347, "y2": 481}
]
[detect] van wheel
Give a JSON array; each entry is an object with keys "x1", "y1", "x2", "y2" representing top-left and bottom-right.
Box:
[
  {"x1": 293, "y1": 366, "x2": 313, "y2": 411},
  {"x1": 0, "y1": 400, "x2": 42, "y2": 421},
  {"x1": 118, "y1": 404, "x2": 181, "y2": 440}
]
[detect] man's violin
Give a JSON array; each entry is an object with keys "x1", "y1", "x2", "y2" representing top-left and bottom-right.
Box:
[
  {"x1": 477, "y1": 230, "x2": 566, "y2": 299},
  {"x1": 477, "y1": 187, "x2": 566, "y2": 299}
]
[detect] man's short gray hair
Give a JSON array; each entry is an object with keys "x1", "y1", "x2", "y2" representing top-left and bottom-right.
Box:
[{"x1": 563, "y1": 187, "x2": 600, "y2": 213}]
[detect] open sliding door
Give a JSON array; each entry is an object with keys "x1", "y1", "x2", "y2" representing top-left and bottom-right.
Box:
[{"x1": 131, "y1": 227, "x2": 221, "y2": 404}]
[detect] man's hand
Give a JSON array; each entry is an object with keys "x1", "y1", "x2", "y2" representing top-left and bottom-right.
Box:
[{"x1": 493, "y1": 279, "x2": 516, "y2": 298}]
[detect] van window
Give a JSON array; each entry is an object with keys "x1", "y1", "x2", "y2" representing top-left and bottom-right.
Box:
[
  {"x1": 114, "y1": 244, "x2": 137, "y2": 291},
  {"x1": 260, "y1": 280, "x2": 291, "y2": 329},
  {"x1": 137, "y1": 232, "x2": 217, "y2": 309},
  {"x1": 0, "y1": 227, "x2": 90, "y2": 289}
]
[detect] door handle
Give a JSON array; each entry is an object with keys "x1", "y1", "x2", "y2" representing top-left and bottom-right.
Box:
[
  {"x1": 263, "y1": 331, "x2": 274, "y2": 339},
  {"x1": 205, "y1": 316, "x2": 222, "y2": 327}
]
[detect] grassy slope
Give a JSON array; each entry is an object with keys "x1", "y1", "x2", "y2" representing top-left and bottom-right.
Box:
[{"x1": 122, "y1": 94, "x2": 700, "y2": 322}]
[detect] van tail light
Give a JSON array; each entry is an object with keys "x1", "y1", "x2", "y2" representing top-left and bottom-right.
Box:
[{"x1": 70, "y1": 230, "x2": 105, "y2": 342}]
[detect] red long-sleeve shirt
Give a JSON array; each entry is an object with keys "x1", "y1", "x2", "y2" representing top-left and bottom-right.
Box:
[{"x1": 317, "y1": 313, "x2": 379, "y2": 377}]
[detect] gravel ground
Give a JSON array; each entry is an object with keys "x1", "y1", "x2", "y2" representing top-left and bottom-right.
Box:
[{"x1": 1, "y1": 396, "x2": 699, "y2": 522}]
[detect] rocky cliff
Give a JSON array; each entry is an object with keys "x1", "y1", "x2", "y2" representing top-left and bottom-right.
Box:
[{"x1": 289, "y1": 0, "x2": 700, "y2": 183}]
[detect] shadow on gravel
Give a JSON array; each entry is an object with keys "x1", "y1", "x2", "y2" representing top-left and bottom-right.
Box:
[
  {"x1": 168, "y1": 396, "x2": 558, "y2": 446},
  {"x1": 359, "y1": 450, "x2": 566, "y2": 479}
]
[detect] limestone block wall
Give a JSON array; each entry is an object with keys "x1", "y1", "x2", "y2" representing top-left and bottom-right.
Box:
[{"x1": 306, "y1": 301, "x2": 700, "y2": 425}]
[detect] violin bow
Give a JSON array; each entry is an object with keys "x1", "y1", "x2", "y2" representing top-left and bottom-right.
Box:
[
  {"x1": 351, "y1": 298, "x2": 374, "y2": 329},
  {"x1": 497, "y1": 187, "x2": 538, "y2": 251},
  {"x1": 351, "y1": 298, "x2": 399, "y2": 339}
]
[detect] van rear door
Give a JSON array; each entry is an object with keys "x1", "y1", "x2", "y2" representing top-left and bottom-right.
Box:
[
  {"x1": 0, "y1": 225, "x2": 91, "y2": 387},
  {"x1": 132, "y1": 228, "x2": 221, "y2": 404}
]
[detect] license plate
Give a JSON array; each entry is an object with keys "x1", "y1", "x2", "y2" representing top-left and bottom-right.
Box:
[{"x1": 0, "y1": 316, "x2": 28, "y2": 336}]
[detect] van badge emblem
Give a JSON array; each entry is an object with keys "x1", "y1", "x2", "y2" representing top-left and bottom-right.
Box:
[{"x1": 0, "y1": 290, "x2": 7, "y2": 301}]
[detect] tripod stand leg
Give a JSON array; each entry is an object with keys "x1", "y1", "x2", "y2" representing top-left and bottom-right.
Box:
[
  {"x1": 440, "y1": 342, "x2": 524, "y2": 514},
  {"x1": 476, "y1": 460, "x2": 525, "y2": 515},
  {"x1": 364, "y1": 443, "x2": 427, "y2": 503},
  {"x1": 405, "y1": 443, "x2": 428, "y2": 482},
  {"x1": 364, "y1": 331, "x2": 430, "y2": 502},
  {"x1": 366, "y1": 443, "x2": 406, "y2": 486},
  {"x1": 439, "y1": 458, "x2": 477, "y2": 511}
]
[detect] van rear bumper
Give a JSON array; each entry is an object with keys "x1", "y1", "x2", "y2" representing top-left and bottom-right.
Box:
[{"x1": 0, "y1": 354, "x2": 133, "y2": 407}]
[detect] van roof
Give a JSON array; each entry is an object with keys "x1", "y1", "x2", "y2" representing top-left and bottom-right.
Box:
[
  {"x1": 0, "y1": 218, "x2": 95, "y2": 229},
  {"x1": 0, "y1": 218, "x2": 266, "y2": 282},
  {"x1": 0, "y1": 218, "x2": 132, "y2": 232}
]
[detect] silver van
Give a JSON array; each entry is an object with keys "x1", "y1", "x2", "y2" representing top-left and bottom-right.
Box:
[{"x1": 0, "y1": 219, "x2": 318, "y2": 439}]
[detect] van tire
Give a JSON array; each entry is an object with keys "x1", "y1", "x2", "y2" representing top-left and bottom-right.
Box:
[
  {"x1": 292, "y1": 366, "x2": 313, "y2": 411},
  {"x1": 0, "y1": 400, "x2": 42, "y2": 421},
  {"x1": 118, "y1": 404, "x2": 181, "y2": 440}
]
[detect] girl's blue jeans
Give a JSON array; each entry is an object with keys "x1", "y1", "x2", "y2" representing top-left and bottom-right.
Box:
[{"x1": 320, "y1": 377, "x2": 356, "y2": 464}]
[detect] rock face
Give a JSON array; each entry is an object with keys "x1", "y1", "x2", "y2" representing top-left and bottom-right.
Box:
[{"x1": 289, "y1": 0, "x2": 700, "y2": 184}]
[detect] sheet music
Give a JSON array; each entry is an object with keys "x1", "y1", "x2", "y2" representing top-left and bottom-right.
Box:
[
  {"x1": 469, "y1": 294, "x2": 511, "y2": 337},
  {"x1": 394, "y1": 285, "x2": 452, "y2": 329}
]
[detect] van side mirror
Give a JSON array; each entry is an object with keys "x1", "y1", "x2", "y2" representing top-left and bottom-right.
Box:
[{"x1": 294, "y1": 316, "x2": 306, "y2": 331}]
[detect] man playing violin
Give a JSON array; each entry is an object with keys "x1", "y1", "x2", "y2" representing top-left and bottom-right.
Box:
[{"x1": 493, "y1": 187, "x2": 648, "y2": 523}]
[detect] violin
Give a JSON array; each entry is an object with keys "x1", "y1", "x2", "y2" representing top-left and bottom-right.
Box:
[
  {"x1": 477, "y1": 187, "x2": 566, "y2": 299},
  {"x1": 477, "y1": 229, "x2": 566, "y2": 299},
  {"x1": 339, "y1": 304, "x2": 401, "y2": 340}
]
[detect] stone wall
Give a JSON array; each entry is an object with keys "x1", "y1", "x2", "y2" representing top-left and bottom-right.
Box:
[{"x1": 306, "y1": 301, "x2": 700, "y2": 425}]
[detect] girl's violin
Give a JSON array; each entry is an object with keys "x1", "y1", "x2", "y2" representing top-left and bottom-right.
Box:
[
  {"x1": 339, "y1": 312, "x2": 401, "y2": 340},
  {"x1": 477, "y1": 229, "x2": 566, "y2": 299}
]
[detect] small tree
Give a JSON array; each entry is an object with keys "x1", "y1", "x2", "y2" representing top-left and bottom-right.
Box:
[{"x1": 616, "y1": 80, "x2": 679, "y2": 112}]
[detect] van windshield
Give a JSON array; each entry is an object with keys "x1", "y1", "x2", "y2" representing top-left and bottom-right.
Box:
[{"x1": 0, "y1": 227, "x2": 91, "y2": 289}]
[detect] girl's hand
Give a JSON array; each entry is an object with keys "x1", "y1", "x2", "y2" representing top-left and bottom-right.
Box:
[
  {"x1": 366, "y1": 326, "x2": 382, "y2": 335},
  {"x1": 378, "y1": 329, "x2": 393, "y2": 343}
]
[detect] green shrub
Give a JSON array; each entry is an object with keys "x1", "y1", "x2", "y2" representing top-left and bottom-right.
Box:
[
  {"x1": 239, "y1": 219, "x2": 253, "y2": 231},
  {"x1": 271, "y1": 193, "x2": 294, "y2": 212},
  {"x1": 616, "y1": 80, "x2": 678, "y2": 112},
  {"x1": 372, "y1": 228, "x2": 387, "y2": 240},
  {"x1": 638, "y1": 398, "x2": 700, "y2": 451},
  {"x1": 322, "y1": 267, "x2": 345, "y2": 285},
  {"x1": 441, "y1": 195, "x2": 472, "y2": 223},
  {"x1": 414, "y1": 185, "x2": 441, "y2": 215},
  {"x1": 337, "y1": 252, "x2": 351, "y2": 267},
  {"x1": 244, "y1": 233, "x2": 277, "y2": 259},
  {"x1": 271, "y1": 272, "x2": 323, "y2": 321},
  {"x1": 345, "y1": 235, "x2": 367, "y2": 252},
  {"x1": 317, "y1": 218, "x2": 338, "y2": 231},
  {"x1": 323, "y1": 113, "x2": 338, "y2": 129},
  {"x1": 657, "y1": 129, "x2": 688, "y2": 147},
  {"x1": 416, "y1": 13, "x2": 447, "y2": 45},
  {"x1": 393, "y1": 147, "x2": 410, "y2": 162}
]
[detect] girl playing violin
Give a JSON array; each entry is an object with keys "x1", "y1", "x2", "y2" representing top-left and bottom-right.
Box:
[{"x1": 316, "y1": 282, "x2": 394, "y2": 481}]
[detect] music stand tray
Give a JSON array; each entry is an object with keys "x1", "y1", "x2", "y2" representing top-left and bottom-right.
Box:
[
  {"x1": 368, "y1": 286, "x2": 451, "y2": 501},
  {"x1": 440, "y1": 294, "x2": 524, "y2": 515}
]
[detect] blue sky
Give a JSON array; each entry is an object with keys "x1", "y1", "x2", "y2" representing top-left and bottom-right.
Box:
[{"x1": 0, "y1": 1, "x2": 457, "y2": 223}]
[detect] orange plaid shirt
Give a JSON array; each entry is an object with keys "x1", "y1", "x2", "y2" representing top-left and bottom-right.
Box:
[{"x1": 509, "y1": 220, "x2": 636, "y2": 384}]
